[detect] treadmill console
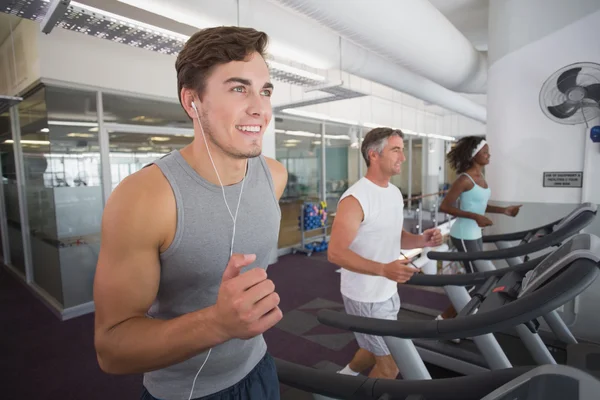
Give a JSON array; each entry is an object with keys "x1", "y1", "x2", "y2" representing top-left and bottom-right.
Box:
[
  {"x1": 481, "y1": 364, "x2": 600, "y2": 400},
  {"x1": 519, "y1": 234, "x2": 600, "y2": 297},
  {"x1": 553, "y1": 202, "x2": 597, "y2": 231}
]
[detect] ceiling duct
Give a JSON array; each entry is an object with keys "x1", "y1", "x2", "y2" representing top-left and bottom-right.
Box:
[
  {"x1": 273, "y1": 0, "x2": 487, "y2": 94},
  {"x1": 2, "y1": 0, "x2": 487, "y2": 122}
]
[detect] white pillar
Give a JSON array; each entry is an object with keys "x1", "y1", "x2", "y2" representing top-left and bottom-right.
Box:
[
  {"x1": 262, "y1": 117, "x2": 276, "y2": 159},
  {"x1": 423, "y1": 137, "x2": 443, "y2": 209},
  {"x1": 486, "y1": 0, "x2": 600, "y2": 235}
]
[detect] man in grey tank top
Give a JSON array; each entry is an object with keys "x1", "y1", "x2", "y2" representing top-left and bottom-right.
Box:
[{"x1": 93, "y1": 26, "x2": 287, "y2": 400}]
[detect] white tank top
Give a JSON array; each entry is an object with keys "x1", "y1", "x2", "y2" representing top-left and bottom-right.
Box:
[{"x1": 338, "y1": 177, "x2": 404, "y2": 303}]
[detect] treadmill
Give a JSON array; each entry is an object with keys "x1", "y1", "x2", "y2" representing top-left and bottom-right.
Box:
[
  {"x1": 277, "y1": 361, "x2": 599, "y2": 400},
  {"x1": 477, "y1": 202, "x2": 598, "y2": 345},
  {"x1": 415, "y1": 202, "x2": 598, "y2": 374},
  {"x1": 276, "y1": 233, "x2": 600, "y2": 399}
]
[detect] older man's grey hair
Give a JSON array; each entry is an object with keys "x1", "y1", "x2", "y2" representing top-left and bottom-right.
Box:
[{"x1": 361, "y1": 127, "x2": 404, "y2": 167}]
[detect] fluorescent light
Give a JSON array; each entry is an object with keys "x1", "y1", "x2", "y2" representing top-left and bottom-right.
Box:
[
  {"x1": 150, "y1": 137, "x2": 170, "y2": 142},
  {"x1": 67, "y1": 133, "x2": 96, "y2": 138},
  {"x1": 281, "y1": 110, "x2": 456, "y2": 141},
  {"x1": 277, "y1": 130, "x2": 317, "y2": 138},
  {"x1": 43, "y1": 152, "x2": 168, "y2": 159},
  {"x1": 4, "y1": 140, "x2": 51, "y2": 145},
  {"x1": 268, "y1": 61, "x2": 325, "y2": 82},
  {"x1": 49, "y1": 121, "x2": 98, "y2": 127},
  {"x1": 275, "y1": 129, "x2": 349, "y2": 140},
  {"x1": 41, "y1": 128, "x2": 50, "y2": 133},
  {"x1": 427, "y1": 133, "x2": 457, "y2": 141},
  {"x1": 75, "y1": 1, "x2": 190, "y2": 42}
]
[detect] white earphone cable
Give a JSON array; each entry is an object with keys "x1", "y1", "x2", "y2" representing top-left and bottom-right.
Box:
[{"x1": 187, "y1": 102, "x2": 247, "y2": 399}]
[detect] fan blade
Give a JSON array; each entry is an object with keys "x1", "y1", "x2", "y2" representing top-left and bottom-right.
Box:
[
  {"x1": 585, "y1": 83, "x2": 600, "y2": 102},
  {"x1": 547, "y1": 101, "x2": 580, "y2": 119},
  {"x1": 557, "y1": 67, "x2": 581, "y2": 93}
]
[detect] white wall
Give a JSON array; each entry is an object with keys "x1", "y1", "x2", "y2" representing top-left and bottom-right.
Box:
[
  {"x1": 441, "y1": 113, "x2": 486, "y2": 137},
  {"x1": 489, "y1": 0, "x2": 600, "y2": 65},
  {"x1": 0, "y1": 19, "x2": 41, "y2": 96},
  {"x1": 38, "y1": 27, "x2": 178, "y2": 100},
  {"x1": 486, "y1": 9, "x2": 600, "y2": 204}
]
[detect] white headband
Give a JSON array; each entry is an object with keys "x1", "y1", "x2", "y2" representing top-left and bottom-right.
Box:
[{"x1": 471, "y1": 140, "x2": 487, "y2": 159}]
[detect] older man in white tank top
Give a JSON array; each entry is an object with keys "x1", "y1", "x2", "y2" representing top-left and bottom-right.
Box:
[{"x1": 328, "y1": 127, "x2": 443, "y2": 379}]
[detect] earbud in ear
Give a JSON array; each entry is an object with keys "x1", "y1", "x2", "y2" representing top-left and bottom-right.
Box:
[{"x1": 191, "y1": 102, "x2": 197, "y2": 112}]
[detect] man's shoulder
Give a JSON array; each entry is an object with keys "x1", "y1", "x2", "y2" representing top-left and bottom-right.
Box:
[
  {"x1": 262, "y1": 156, "x2": 288, "y2": 200},
  {"x1": 106, "y1": 164, "x2": 174, "y2": 217},
  {"x1": 263, "y1": 156, "x2": 287, "y2": 181},
  {"x1": 346, "y1": 177, "x2": 367, "y2": 192}
]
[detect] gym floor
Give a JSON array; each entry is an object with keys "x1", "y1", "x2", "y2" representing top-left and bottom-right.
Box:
[{"x1": 1, "y1": 251, "x2": 455, "y2": 399}]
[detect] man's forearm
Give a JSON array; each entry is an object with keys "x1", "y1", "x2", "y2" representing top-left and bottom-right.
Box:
[
  {"x1": 401, "y1": 230, "x2": 425, "y2": 249},
  {"x1": 96, "y1": 306, "x2": 227, "y2": 375},
  {"x1": 328, "y1": 247, "x2": 384, "y2": 276}
]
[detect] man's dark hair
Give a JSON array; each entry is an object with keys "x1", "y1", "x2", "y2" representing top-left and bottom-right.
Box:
[
  {"x1": 175, "y1": 26, "x2": 269, "y2": 107},
  {"x1": 446, "y1": 136, "x2": 485, "y2": 173},
  {"x1": 361, "y1": 127, "x2": 404, "y2": 167}
]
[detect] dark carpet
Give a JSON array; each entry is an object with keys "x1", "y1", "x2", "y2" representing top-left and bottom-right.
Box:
[{"x1": 1, "y1": 252, "x2": 451, "y2": 399}]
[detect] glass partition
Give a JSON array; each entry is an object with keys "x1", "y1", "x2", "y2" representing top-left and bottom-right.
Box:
[
  {"x1": 407, "y1": 138, "x2": 423, "y2": 211},
  {"x1": 0, "y1": 104, "x2": 12, "y2": 262},
  {"x1": 0, "y1": 84, "x2": 200, "y2": 312},
  {"x1": 107, "y1": 128, "x2": 193, "y2": 189},
  {"x1": 102, "y1": 93, "x2": 192, "y2": 129},
  {"x1": 2, "y1": 83, "x2": 458, "y2": 315},
  {"x1": 323, "y1": 128, "x2": 349, "y2": 213},
  {"x1": 275, "y1": 128, "x2": 322, "y2": 248}
]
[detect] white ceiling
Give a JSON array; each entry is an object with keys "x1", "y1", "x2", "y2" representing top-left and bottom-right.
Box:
[{"x1": 429, "y1": 0, "x2": 489, "y2": 51}]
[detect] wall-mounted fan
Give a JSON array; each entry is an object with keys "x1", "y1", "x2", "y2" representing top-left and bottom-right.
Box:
[{"x1": 540, "y1": 62, "x2": 600, "y2": 126}]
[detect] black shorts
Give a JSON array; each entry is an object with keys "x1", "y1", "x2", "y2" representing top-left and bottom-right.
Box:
[{"x1": 141, "y1": 353, "x2": 280, "y2": 400}]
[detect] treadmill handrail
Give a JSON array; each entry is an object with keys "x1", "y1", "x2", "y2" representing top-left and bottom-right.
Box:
[
  {"x1": 275, "y1": 358, "x2": 534, "y2": 400},
  {"x1": 428, "y1": 211, "x2": 595, "y2": 261},
  {"x1": 481, "y1": 220, "x2": 557, "y2": 243},
  {"x1": 407, "y1": 254, "x2": 546, "y2": 287},
  {"x1": 318, "y1": 260, "x2": 598, "y2": 340}
]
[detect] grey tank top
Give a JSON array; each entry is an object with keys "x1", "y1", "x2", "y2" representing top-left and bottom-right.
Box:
[{"x1": 142, "y1": 150, "x2": 281, "y2": 400}]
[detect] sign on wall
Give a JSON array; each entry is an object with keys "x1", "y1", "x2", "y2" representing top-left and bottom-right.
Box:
[{"x1": 543, "y1": 172, "x2": 583, "y2": 188}]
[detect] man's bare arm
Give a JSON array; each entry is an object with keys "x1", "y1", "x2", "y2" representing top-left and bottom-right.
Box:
[
  {"x1": 327, "y1": 196, "x2": 385, "y2": 276},
  {"x1": 328, "y1": 196, "x2": 417, "y2": 283},
  {"x1": 93, "y1": 166, "x2": 232, "y2": 375},
  {"x1": 401, "y1": 229, "x2": 425, "y2": 249},
  {"x1": 265, "y1": 157, "x2": 288, "y2": 201}
]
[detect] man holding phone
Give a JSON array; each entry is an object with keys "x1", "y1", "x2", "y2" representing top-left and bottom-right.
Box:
[{"x1": 328, "y1": 127, "x2": 442, "y2": 379}]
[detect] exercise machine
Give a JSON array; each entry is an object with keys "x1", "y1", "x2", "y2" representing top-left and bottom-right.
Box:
[
  {"x1": 276, "y1": 233, "x2": 600, "y2": 398},
  {"x1": 318, "y1": 233, "x2": 600, "y2": 373},
  {"x1": 413, "y1": 203, "x2": 598, "y2": 374},
  {"x1": 276, "y1": 361, "x2": 599, "y2": 400},
  {"x1": 476, "y1": 202, "x2": 598, "y2": 344}
]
